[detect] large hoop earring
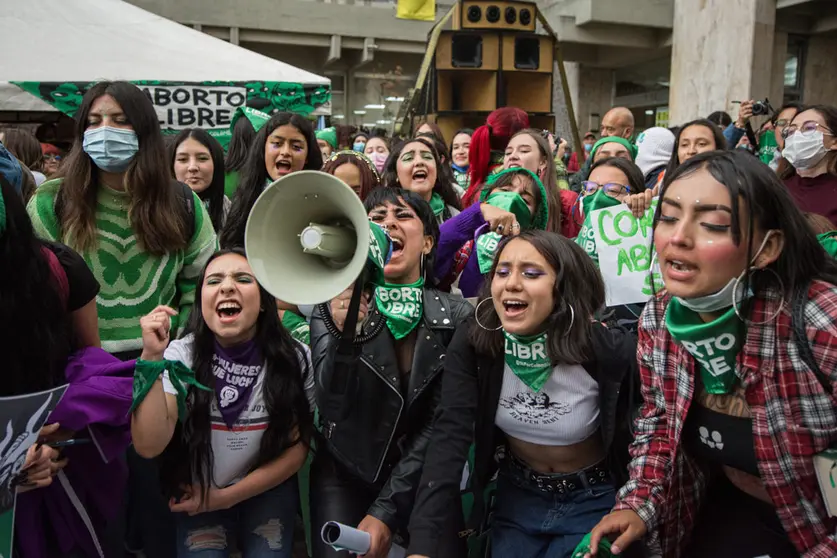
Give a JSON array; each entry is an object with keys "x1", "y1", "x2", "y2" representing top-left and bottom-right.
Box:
[
  {"x1": 565, "y1": 304, "x2": 575, "y2": 333},
  {"x1": 420, "y1": 253, "x2": 426, "y2": 280},
  {"x1": 732, "y1": 266, "x2": 785, "y2": 324},
  {"x1": 474, "y1": 298, "x2": 502, "y2": 331}
]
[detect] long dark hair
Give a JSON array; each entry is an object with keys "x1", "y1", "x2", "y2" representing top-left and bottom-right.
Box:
[
  {"x1": 653, "y1": 150, "x2": 837, "y2": 312},
  {"x1": 470, "y1": 230, "x2": 605, "y2": 363},
  {"x1": 169, "y1": 128, "x2": 227, "y2": 232},
  {"x1": 55, "y1": 81, "x2": 189, "y2": 254},
  {"x1": 0, "y1": 174, "x2": 69, "y2": 396},
  {"x1": 2, "y1": 129, "x2": 43, "y2": 172},
  {"x1": 589, "y1": 157, "x2": 647, "y2": 194},
  {"x1": 160, "y1": 248, "x2": 313, "y2": 501},
  {"x1": 225, "y1": 116, "x2": 257, "y2": 173},
  {"x1": 509, "y1": 129, "x2": 562, "y2": 233},
  {"x1": 221, "y1": 113, "x2": 322, "y2": 248},
  {"x1": 664, "y1": 119, "x2": 727, "y2": 179},
  {"x1": 381, "y1": 137, "x2": 460, "y2": 211},
  {"x1": 321, "y1": 152, "x2": 380, "y2": 201},
  {"x1": 363, "y1": 187, "x2": 439, "y2": 283}
]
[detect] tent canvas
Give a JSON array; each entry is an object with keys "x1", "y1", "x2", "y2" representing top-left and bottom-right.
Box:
[{"x1": 0, "y1": 0, "x2": 331, "y2": 144}]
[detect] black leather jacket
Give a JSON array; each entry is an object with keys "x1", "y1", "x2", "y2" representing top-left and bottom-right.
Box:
[{"x1": 310, "y1": 288, "x2": 472, "y2": 531}]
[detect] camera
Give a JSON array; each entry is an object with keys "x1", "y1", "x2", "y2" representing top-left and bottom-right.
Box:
[{"x1": 752, "y1": 98, "x2": 773, "y2": 116}]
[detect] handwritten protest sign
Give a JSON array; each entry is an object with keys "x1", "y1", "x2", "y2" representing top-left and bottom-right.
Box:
[
  {"x1": 0, "y1": 385, "x2": 68, "y2": 558},
  {"x1": 590, "y1": 199, "x2": 662, "y2": 306}
]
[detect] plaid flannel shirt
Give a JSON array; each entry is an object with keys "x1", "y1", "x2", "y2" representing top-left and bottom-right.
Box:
[{"x1": 614, "y1": 281, "x2": 837, "y2": 557}]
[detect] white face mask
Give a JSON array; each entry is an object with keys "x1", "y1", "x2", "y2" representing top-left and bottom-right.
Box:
[
  {"x1": 783, "y1": 131, "x2": 830, "y2": 170},
  {"x1": 676, "y1": 231, "x2": 774, "y2": 313}
]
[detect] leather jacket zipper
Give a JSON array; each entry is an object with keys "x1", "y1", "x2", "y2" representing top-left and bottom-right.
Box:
[{"x1": 361, "y1": 354, "x2": 404, "y2": 483}]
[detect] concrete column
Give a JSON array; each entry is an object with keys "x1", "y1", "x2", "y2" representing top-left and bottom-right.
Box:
[
  {"x1": 576, "y1": 66, "x2": 615, "y2": 134},
  {"x1": 770, "y1": 31, "x2": 788, "y2": 108},
  {"x1": 803, "y1": 34, "x2": 837, "y2": 105},
  {"x1": 669, "y1": 0, "x2": 777, "y2": 123}
]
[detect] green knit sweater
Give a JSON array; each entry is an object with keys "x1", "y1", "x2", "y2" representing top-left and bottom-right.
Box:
[{"x1": 27, "y1": 179, "x2": 218, "y2": 355}]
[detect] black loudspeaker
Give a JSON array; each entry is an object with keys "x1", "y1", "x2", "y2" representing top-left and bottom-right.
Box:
[
  {"x1": 452, "y1": 35, "x2": 483, "y2": 68},
  {"x1": 454, "y1": 1, "x2": 537, "y2": 32},
  {"x1": 513, "y1": 36, "x2": 540, "y2": 70},
  {"x1": 436, "y1": 31, "x2": 499, "y2": 71}
]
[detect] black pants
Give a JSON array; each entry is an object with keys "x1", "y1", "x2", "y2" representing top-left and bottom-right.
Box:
[
  {"x1": 310, "y1": 451, "x2": 466, "y2": 558},
  {"x1": 685, "y1": 475, "x2": 799, "y2": 558}
]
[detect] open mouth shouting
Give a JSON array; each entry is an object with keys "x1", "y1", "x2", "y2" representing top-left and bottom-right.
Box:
[
  {"x1": 274, "y1": 158, "x2": 294, "y2": 176},
  {"x1": 502, "y1": 298, "x2": 528, "y2": 318},
  {"x1": 389, "y1": 236, "x2": 405, "y2": 259},
  {"x1": 411, "y1": 167, "x2": 429, "y2": 184},
  {"x1": 663, "y1": 257, "x2": 698, "y2": 282},
  {"x1": 216, "y1": 300, "x2": 243, "y2": 324}
]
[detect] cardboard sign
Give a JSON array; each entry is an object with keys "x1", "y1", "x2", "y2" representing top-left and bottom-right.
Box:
[
  {"x1": 0, "y1": 385, "x2": 68, "y2": 557},
  {"x1": 591, "y1": 199, "x2": 662, "y2": 306}
]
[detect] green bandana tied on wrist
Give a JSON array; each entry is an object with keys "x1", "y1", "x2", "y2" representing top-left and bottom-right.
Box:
[
  {"x1": 571, "y1": 533, "x2": 613, "y2": 558},
  {"x1": 429, "y1": 192, "x2": 446, "y2": 217},
  {"x1": 376, "y1": 278, "x2": 424, "y2": 340},
  {"x1": 475, "y1": 190, "x2": 532, "y2": 273},
  {"x1": 503, "y1": 330, "x2": 552, "y2": 392},
  {"x1": 130, "y1": 359, "x2": 211, "y2": 421},
  {"x1": 666, "y1": 299, "x2": 744, "y2": 395}
]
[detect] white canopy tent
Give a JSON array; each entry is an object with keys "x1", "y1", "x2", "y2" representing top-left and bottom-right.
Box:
[{"x1": 0, "y1": 0, "x2": 330, "y2": 139}]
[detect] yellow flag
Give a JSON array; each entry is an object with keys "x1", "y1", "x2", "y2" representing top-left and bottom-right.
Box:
[{"x1": 397, "y1": 0, "x2": 435, "y2": 21}]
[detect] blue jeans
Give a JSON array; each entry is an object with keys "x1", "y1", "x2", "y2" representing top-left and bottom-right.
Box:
[
  {"x1": 490, "y1": 460, "x2": 616, "y2": 558},
  {"x1": 175, "y1": 477, "x2": 299, "y2": 558}
]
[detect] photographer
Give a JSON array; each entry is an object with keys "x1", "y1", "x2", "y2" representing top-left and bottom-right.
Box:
[{"x1": 722, "y1": 100, "x2": 755, "y2": 149}]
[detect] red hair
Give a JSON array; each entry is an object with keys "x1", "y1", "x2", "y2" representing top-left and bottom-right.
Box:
[{"x1": 462, "y1": 107, "x2": 529, "y2": 206}]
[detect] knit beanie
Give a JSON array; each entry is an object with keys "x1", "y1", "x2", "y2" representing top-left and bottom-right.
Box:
[
  {"x1": 635, "y1": 127, "x2": 675, "y2": 177},
  {"x1": 316, "y1": 127, "x2": 338, "y2": 150},
  {"x1": 591, "y1": 136, "x2": 637, "y2": 161}
]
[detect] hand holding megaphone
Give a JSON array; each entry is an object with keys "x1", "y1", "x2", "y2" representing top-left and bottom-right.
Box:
[{"x1": 330, "y1": 283, "x2": 371, "y2": 332}]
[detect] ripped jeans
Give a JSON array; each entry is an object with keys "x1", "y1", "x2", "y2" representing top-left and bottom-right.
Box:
[{"x1": 175, "y1": 476, "x2": 298, "y2": 558}]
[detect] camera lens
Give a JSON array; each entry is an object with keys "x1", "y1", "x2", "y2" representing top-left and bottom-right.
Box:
[
  {"x1": 519, "y1": 8, "x2": 532, "y2": 26},
  {"x1": 752, "y1": 101, "x2": 767, "y2": 116},
  {"x1": 467, "y1": 5, "x2": 482, "y2": 23},
  {"x1": 505, "y1": 7, "x2": 517, "y2": 24},
  {"x1": 486, "y1": 6, "x2": 501, "y2": 23}
]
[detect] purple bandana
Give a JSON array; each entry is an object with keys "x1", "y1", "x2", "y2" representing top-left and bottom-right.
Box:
[{"x1": 212, "y1": 339, "x2": 262, "y2": 428}]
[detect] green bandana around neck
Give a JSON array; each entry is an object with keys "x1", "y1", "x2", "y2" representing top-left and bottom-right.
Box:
[
  {"x1": 581, "y1": 187, "x2": 622, "y2": 217},
  {"x1": 367, "y1": 221, "x2": 390, "y2": 286},
  {"x1": 818, "y1": 231, "x2": 837, "y2": 258},
  {"x1": 758, "y1": 129, "x2": 779, "y2": 166},
  {"x1": 429, "y1": 192, "x2": 446, "y2": 217},
  {"x1": 376, "y1": 277, "x2": 425, "y2": 339},
  {"x1": 503, "y1": 330, "x2": 552, "y2": 392},
  {"x1": 130, "y1": 359, "x2": 211, "y2": 421},
  {"x1": 665, "y1": 299, "x2": 744, "y2": 395}
]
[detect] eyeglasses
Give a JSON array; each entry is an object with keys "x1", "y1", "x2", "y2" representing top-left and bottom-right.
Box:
[
  {"x1": 774, "y1": 118, "x2": 791, "y2": 129},
  {"x1": 781, "y1": 120, "x2": 834, "y2": 140},
  {"x1": 582, "y1": 181, "x2": 631, "y2": 198},
  {"x1": 43, "y1": 154, "x2": 62, "y2": 162}
]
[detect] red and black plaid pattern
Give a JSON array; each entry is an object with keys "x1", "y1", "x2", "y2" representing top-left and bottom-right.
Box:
[{"x1": 614, "y1": 281, "x2": 837, "y2": 557}]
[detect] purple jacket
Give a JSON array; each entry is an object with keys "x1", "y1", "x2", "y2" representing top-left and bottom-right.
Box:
[
  {"x1": 434, "y1": 203, "x2": 489, "y2": 298},
  {"x1": 15, "y1": 348, "x2": 134, "y2": 558}
]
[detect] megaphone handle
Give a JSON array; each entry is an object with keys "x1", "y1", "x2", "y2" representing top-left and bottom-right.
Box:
[{"x1": 337, "y1": 267, "x2": 369, "y2": 355}]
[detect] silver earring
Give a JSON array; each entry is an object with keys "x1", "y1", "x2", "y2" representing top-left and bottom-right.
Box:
[
  {"x1": 732, "y1": 266, "x2": 785, "y2": 324},
  {"x1": 474, "y1": 298, "x2": 502, "y2": 331},
  {"x1": 420, "y1": 253, "x2": 426, "y2": 279},
  {"x1": 565, "y1": 304, "x2": 575, "y2": 332}
]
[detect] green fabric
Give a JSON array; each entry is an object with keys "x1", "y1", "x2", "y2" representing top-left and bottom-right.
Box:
[
  {"x1": 483, "y1": 190, "x2": 532, "y2": 229},
  {"x1": 591, "y1": 136, "x2": 637, "y2": 161},
  {"x1": 475, "y1": 232, "x2": 503, "y2": 274},
  {"x1": 818, "y1": 231, "x2": 837, "y2": 258},
  {"x1": 503, "y1": 330, "x2": 552, "y2": 392},
  {"x1": 429, "y1": 192, "x2": 446, "y2": 217},
  {"x1": 758, "y1": 130, "x2": 779, "y2": 166},
  {"x1": 315, "y1": 127, "x2": 338, "y2": 150},
  {"x1": 571, "y1": 533, "x2": 613, "y2": 558},
  {"x1": 224, "y1": 170, "x2": 240, "y2": 198},
  {"x1": 375, "y1": 278, "x2": 424, "y2": 340},
  {"x1": 367, "y1": 221, "x2": 390, "y2": 286},
  {"x1": 481, "y1": 167, "x2": 549, "y2": 231},
  {"x1": 27, "y1": 179, "x2": 218, "y2": 355},
  {"x1": 130, "y1": 359, "x2": 211, "y2": 421},
  {"x1": 230, "y1": 106, "x2": 271, "y2": 133},
  {"x1": 666, "y1": 300, "x2": 743, "y2": 395},
  {"x1": 581, "y1": 188, "x2": 621, "y2": 217},
  {"x1": 576, "y1": 212, "x2": 599, "y2": 266},
  {"x1": 281, "y1": 311, "x2": 310, "y2": 345}
]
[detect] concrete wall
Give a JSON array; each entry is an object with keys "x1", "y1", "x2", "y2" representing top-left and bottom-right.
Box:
[{"x1": 803, "y1": 34, "x2": 837, "y2": 104}]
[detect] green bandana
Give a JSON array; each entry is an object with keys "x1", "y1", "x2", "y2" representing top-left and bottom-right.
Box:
[
  {"x1": 230, "y1": 106, "x2": 271, "y2": 133},
  {"x1": 376, "y1": 278, "x2": 424, "y2": 340},
  {"x1": 818, "y1": 231, "x2": 837, "y2": 258},
  {"x1": 429, "y1": 192, "x2": 446, "y2": 217},
  {"x1": 476, "y1": 232, "x2": 503, "y2": 274},
  {"x1": 575, "y1": 212, "x2": 599, "y2": 265},
  {"x1": 581, "y1": 187, "x2": 621, "y2": 217},
  {"x1": 367, "y1": 221, "x2": 390, "y2": 286},
  {"x1": 665, "y1": 300, "x2": 744, "y2": 395},
  {"x1": 130, "y1": 359, "x2": 211, "y2": 421},
  {"x1": 758, "y1": 129, "x2": 779, "y2": 166},
  {"x1": 571, "y1": 533, "x2": 613, "y2": 558},
  {"x1": 474, "y1": 190, "x2": 533, "y2": 274},
  {"x1": 503, "y1": 330, "x2": 552, "y2": 392},
  {"x1": 481, "y1": 168, "x2": 549, "y2": 231},
  {"x1": 281, "y1": 311, "x2": 310, "y2": 345}
]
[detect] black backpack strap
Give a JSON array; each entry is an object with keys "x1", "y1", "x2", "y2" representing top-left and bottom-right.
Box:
[
  {"x1": 791, "y1": 281, "x2": 831, "y2": 393},
  {"x1": 175, "y1": 180, "x2": 196, "y2": 241}
]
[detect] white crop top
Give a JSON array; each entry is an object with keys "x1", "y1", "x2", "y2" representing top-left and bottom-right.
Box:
[{"x1": 495, "y1": 363, "x2": 600, "y2": 446}]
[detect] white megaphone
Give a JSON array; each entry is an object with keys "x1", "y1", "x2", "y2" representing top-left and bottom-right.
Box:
[{"x1": 245, "y1": 170, "x2": 373, "y2": 306}]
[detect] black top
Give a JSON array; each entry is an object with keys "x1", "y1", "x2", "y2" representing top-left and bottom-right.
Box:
[
  {"x1": 682, "y1": 401, "x2": 760, "y2": 477},
  {"x1": 407, "y1": 319, "x2": 639, "y2": 556},
  {"x1": 45, "y1": 241, "x2": 100, "y2": 311}
]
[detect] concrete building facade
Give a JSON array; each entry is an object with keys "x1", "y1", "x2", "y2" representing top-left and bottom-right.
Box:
[{"x1": 127, "y1": 0, "x2": 837, "y2": 139}]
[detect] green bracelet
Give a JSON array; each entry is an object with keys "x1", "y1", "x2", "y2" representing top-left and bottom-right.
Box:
[
  {"x1": 571, "y1": 532, "x2": 613, "y2": 558},
  {"x1": 131, "y1": 358, "x2": 211, "y2": 421}
]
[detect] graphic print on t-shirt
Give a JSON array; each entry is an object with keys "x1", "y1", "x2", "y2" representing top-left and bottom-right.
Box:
[{"x1": 498, "y1": 391, "x2": 571, "y2": 426}]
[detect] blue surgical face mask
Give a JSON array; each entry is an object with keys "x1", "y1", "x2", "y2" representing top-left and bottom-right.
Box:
[
  {"x1": 353, "y1": 142, "x2": 365, "y2": 153},
  {"x1": 675, "y1": 231, "x2": 774, "y2": 313},
  {"x1": 83, "y1": 126, "x2": 139, "y2": 173}
]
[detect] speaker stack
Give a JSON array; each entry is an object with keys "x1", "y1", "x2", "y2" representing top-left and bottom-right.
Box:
[{"x1": 424, "y1": 1, "x2": 556, "y2": 143}]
